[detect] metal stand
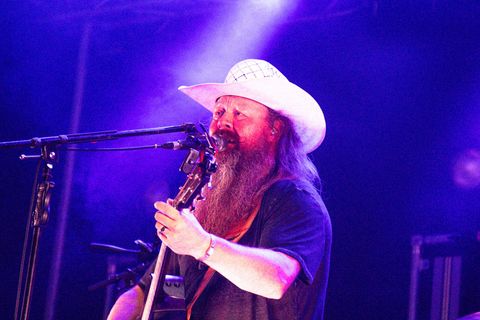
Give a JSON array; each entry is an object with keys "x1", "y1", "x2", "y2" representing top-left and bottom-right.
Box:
[
  {"x1": 0, "y1": 123, "x2": 205, "y2": 320},
  {"x1": 15, "y1": 146, "x2": 56, "y2": 320}
]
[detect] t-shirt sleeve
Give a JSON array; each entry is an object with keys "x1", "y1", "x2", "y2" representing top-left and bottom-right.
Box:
[
  {"x1": 258, "y1": 180, "x2": 330, "y2": 285},
  {"x1": 138, "y1": 259, "x2": 155, "y2": 292}
]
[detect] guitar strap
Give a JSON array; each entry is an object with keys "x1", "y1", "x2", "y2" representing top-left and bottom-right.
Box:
[{"x1": 185, "y1": 201, "x2": 262, "y2": 320}]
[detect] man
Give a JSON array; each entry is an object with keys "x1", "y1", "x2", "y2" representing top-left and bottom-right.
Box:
[{"x1": 108, "y1": 59, "x2": 332, "y2": 320}]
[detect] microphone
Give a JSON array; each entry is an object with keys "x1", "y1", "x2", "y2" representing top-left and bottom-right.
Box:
[
  {"x1": 160, "y1": 134, "x2": 226, "y2": 151},
  {"x1": 211, "y1": 134, "x2": 226, "y2": 152},
  {"x1": 160, "y1": 137, "x2": 206, "y2": 150}
]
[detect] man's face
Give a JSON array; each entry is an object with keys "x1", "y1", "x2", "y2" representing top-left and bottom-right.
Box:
[
  {"x1": 196, "y1": 96, "x2": 278, "y2": 235},
  {"x1": 209, "y1": 95, "x2": 275, "y2": 155}
]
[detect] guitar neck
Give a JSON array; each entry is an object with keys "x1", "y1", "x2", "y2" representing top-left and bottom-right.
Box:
[
  {"x1": 140, "y1": 147, "x2": 216, "y2": 320},
  {"x1": 141, "y1": 242, "x2": 169, "y2": 320}
]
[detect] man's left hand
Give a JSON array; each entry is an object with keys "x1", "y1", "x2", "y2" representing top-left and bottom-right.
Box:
[{"x1": 154, "y1": 201, "x2": 210, "y2": 259}]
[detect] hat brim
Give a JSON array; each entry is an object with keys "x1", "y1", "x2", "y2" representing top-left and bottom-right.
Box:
[{"x1": 178, "y1": 78, "x2": 326, "y2": 153}]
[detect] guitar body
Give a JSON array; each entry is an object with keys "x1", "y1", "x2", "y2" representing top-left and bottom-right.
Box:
[
  {"x1": 153, "y1": 308, "x2": 185, "y2": 320},
  {"x1": 150, "y1": 273, "x2": 186, "y2": 320},
  {"x1": 152, "y1": 295, "x2": 185, "y2": 320},
  {"x1": 135, "y1": 275, "x2": 186, "y2": 320}
]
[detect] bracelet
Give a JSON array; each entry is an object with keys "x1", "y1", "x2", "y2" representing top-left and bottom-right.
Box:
[{"x1": 198, "y1": 234, "x2": 216, "y2": 262}]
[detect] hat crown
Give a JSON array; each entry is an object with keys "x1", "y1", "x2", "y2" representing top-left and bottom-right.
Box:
[{"x1": 225, "y1": 59, "x2": 288, "y2": 84}]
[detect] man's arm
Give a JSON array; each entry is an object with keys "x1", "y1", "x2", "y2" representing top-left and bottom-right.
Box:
[
  {"x1": 154, "y1": 201, "x2": 301, "y2": 299},
  {"x1": 201, "y1": 235, "x2": 301, "y2": 299},
  {"x1": 107, "y1": 285, "x2": 144, "y2": 320}
]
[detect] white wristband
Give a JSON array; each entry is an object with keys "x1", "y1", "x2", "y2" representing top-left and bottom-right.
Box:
[{"x1": 198, "y1": 234, "x2": 216, "y2": 262}]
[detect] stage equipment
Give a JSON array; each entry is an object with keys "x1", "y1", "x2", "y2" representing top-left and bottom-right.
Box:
[
  {"x1": 88, "y1": 240, "x2": 158, "y2": 319},
  {"x1": 0, "y1": 123, "x2": 214, "y2": 320},
  {"x1": 408, "y1": 232, "x2": 480, "y2": 320}
]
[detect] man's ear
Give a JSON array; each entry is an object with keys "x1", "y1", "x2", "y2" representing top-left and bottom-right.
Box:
[
  {"x1": 268, "y1": 118, "x2": 284, "y2": 142},
  {"x1": 274, "y1": 118, "x2": 284, "y2": 134}
]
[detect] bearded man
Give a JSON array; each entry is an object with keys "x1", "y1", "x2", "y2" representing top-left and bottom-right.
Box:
[{"x1": 108, "y1": 59, "x2": 332, "y2": 320}]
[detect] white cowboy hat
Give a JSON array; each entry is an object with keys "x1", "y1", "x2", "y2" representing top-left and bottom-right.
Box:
[{"x1": 178, "y1": 59, "x2": 326, "y2": 153}]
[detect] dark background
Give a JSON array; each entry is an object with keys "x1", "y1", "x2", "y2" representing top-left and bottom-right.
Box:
[{"x1": 1, "y1": 1, "x2": 479, "y2": 319}]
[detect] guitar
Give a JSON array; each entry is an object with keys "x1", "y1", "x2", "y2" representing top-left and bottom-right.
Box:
[{"x1": 141, "y1": 133, "x2": 218, "y2": 320}]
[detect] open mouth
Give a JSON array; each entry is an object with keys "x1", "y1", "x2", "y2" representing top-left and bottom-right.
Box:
[{"x1": 213, "y1": 131, "x2": 239, "y2": 151}]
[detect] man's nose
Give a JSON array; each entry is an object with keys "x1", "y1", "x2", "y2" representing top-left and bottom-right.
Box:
[{"x1": 217, "y1": 112, "x2": 233, "y2": 130}]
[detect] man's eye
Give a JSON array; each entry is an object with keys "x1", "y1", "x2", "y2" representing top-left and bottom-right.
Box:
[{"x1": 234, "y1": 110, "x2": 246, "y2": 118}]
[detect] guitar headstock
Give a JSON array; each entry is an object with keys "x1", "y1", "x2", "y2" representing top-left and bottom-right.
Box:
[{"x1": 173, "y1": 135, "x2": 217, "y2": 210}]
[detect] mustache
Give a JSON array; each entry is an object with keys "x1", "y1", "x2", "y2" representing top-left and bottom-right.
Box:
[{"x1": 213, "y1": 130, "x2": 239, "y2": 144}]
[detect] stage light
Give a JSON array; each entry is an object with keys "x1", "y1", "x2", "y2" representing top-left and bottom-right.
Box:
[
  {"x1": 453, "y1": 148, "x2": 480, "y2": 189},
  {"x1": 250, "y1": 0, "x2": 286, "y2": 11},
  {"x1": 167, "y1": 0, "x2": 299, "y2": 86}
]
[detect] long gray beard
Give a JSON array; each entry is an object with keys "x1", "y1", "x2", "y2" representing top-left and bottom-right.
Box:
[{"x1": 194, "y1": 145, "x2": 275, "y2": 237}]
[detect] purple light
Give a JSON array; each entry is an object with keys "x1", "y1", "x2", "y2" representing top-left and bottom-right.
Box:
[
  {"x1": 166, "y1": 0, "x2": 299, "y2": 85},
  {"x1": 453, "y1": 149, "x2": 480, "y2": 189}
]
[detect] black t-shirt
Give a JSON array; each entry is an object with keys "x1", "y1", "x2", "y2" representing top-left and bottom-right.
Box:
[{"x1": 140, "y1": 179, "x2": 332, "y2": 320}]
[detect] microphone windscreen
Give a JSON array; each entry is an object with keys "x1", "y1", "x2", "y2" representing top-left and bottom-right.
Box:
[{"x1": 212, "y1": 134, "x2": 226, "y2": 152}]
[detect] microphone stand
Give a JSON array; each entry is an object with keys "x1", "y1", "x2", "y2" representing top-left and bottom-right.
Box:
[
  {"x1": 0, "y1": 123, "x2": 197, "y2": 149},
  {"x1": 0, "y1": 123, "x2": 198, "y2": 320},
  {"x1": 87, "y1": 241, "x2": 155, "y2": 292}
]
